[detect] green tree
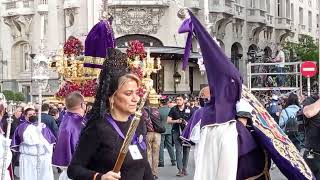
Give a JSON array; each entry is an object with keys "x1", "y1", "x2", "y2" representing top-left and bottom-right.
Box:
[
  {"x1": 284, "y1": 35, "x2": 319, "y2": 92},
  {"x1": 284, "y1": 35, "x2": 319, "y2": 62},
  {"x1": 14, "y1": 92, "x2": 25, "y2": 102},
  {"x1": 2, "y1": 90, "x2": 15, "y2": 101}
]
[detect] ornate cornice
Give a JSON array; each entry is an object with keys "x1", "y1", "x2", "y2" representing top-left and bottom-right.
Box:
[
  {"x1": 3, "y1": 15, "x2": 33, "y2": 39},
  {"x1": 109, "y1": 7, "x2": 166, "y2": 34},
  {"x1": 247, "y1": 22, "x2": 266, "y2": 43}
]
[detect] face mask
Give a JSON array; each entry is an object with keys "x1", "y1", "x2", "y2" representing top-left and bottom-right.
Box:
[
  {"x1": 199, "y1": 98, "x2": 209, "y2": 107},
  {"x1": 29, "y1": 116, "x2": 38, "y2": 123}
]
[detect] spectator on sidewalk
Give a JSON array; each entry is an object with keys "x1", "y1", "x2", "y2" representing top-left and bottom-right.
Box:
[
  {"x1": 158, "y1": 97, "x2": 176, "y2": 167},
  {"x1": 273, "y1": 45, "x2": 286, "y2": 86},
  {"x1": 142, "y1": 97, "x2": 162, "y2": 180},
  {"x1": 41, "y1": 103, "x2": 59, "y2": 138},
  {"x1": 167, "y1": 94, "x2": 193, "y2": 177},
  {"x1": 279, "y1": 93, "x2": 302, "y2": 150}
]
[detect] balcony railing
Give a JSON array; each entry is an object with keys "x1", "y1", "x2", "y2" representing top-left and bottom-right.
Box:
[
  {"x1": 247, "y1": 9, "x2": 266, "y2": 23},
  {"x1": 266, "y1": 14, "x2": 273, "y2": 25},
  {"x1": 3, "y1": 0, "x2": 35, "y2": 16},
  {"x1": 185, "y1": 0, "x2": 200, "y2": 9},
  {"x1": 209, "y1": 1, "x2": 233, "y2": 14},
  {"x1": 234, "y1": 3, "x2": 245, "y2": 19},
  {"x1": 39, "y1": 0, "x2": 47, "y2": 5},
  {"x1": 108, "y1": 0, "x2": 169, "y2": 6},
  {"x1": 6, "y1": 2, "x2": 16, "y2": 9},
  {"x1": 63, "y1": 0, "x2": 80, "y2": 9},
  {"x1": 225, "y1": 0, "x2": 231, "y2": 7},
  {"x1": 298, "y1": 24, "x2": 307, "y2": 34}
]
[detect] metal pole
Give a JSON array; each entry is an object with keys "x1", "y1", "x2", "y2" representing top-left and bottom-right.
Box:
[
  {"x1": 308, "y1": 77, "x2": 311, "y2": 96},
  {"x1": 38, "y1": 85, "x2": 42, "y2": 126},
  {"x1": 36, "y1": 84, "x2": 42, "y2": 180},
  {"x1": 295, "y1": 63, "x2": 298, "y2": 88},
  {"x1": 1, "y1": 102, "x2": 14, "y2": 180},
  {"x1": 248, "y1": 62, "x2": 252, "y2": 92},
  {"x1": 318, "y1": 3, "x2": 320, "y2": 94}
]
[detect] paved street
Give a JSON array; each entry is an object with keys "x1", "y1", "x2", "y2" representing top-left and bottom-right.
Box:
[
  {"x1": 158, "y1": 148, "x2": 287, "y2": 180},
  {"x1": 13, "y1": 148, "x2": 287, "y2": 180}
]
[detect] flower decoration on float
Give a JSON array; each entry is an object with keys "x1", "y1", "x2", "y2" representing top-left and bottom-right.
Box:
[
  {"x1": 50, "y1": 37, "x2": 98, "y2": 103},
  {"x1": 63, "y1": 36, "x2": 84, "y2": 57},
  {"x1": 126, "y1": 40, "x2": 162, "y2": 100}
]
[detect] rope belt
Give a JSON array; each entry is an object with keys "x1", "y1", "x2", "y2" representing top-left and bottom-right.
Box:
[{"x1": 246, "y1": 150, "x2": 271, "y2": 180}]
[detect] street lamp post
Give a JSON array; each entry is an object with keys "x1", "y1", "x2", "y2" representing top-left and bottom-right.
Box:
[
  {"x1": 318, "y1": 2, "x2": 320, "y2": 94},
  {"x1": 29, "y1": 53, "x2": 36, "y2": 102},
  {"x1": 32, "y1": 12, "x2": 49, "y2": 178},
  {"x1": 173, "y1": 60, "x2": 182, "y2": 93},
  {"x1": 1, "y1": 101, "x2": 15, "y2": 180}
]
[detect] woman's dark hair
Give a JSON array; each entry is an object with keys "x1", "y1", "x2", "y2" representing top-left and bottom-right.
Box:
[
  {"x1": 49, "y1": 108, "x2": 59, "y2": 116},
  {"x1": 0, "y1": 104, "x2": 4, "y2": 116},
  {"x1": 285, "y1": 93, "x2": 300, "y2": 108},
  {"x1": 85, "y1": 48, "x2": 139, "y2": 128}
]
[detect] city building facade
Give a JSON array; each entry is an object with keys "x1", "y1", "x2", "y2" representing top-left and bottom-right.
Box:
[{"x1": 0, "y1": 0, "x2": 319, "y2": 101}]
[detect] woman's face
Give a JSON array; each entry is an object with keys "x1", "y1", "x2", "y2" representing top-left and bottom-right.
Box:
[
  {"x1": 54, "y1": 113, "x2": 59, "y2": 120},
  {"x1": 238, "y1": 117, "x2": 248, "y2": 126},
  {"x1": 112, "y1": 79, "x2": 140, "y2": 115}
]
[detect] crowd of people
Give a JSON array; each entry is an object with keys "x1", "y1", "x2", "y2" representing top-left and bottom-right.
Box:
[
  {"x1": 0, "y1": 86, "x2": 209, "y2": 180},
  {"x1": 0, "y1": 8, "x2": 318, "y2": 180}
]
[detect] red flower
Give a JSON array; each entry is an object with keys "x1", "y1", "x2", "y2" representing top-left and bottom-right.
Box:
[
  {"x1": 136, "y1": 87, "x2": 146, "y2": 97},
  {"x1": 126, "y1": 40, "x2": 146, "y2": 60},
  {"x1": 56, "y1": 79, "x2": 97, "y2": 98},
  {"x1": 63, "y1": 36, "x2": 84, "y2": 57}
]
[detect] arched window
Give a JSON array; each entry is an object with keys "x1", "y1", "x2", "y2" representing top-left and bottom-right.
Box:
[
  {"x1": 22, "y1": 43, "x2": 30, "y2": 71},
  {"x1": 231, "y1": 42, "x2": 243, "y2": 69},
  {"x1": 12, "y1": 41, "x2": 31, "y2": 72}
]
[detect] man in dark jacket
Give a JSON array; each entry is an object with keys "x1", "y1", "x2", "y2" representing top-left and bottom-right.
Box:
[
  {"x1": 302, "y1": 94, "x2": 320, "y2": 179},
  {"x1": 41, "y1": 103, "x2": 59, "y2": 138}
]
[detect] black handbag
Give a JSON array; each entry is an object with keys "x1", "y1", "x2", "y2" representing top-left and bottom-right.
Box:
[{"x1": 147, "y1": 107, "x2": 165, "y2": 133}]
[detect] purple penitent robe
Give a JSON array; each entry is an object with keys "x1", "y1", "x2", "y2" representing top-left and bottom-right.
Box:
[{"x1": 52, "y1": 112, "x2": 84, "y2": 167}]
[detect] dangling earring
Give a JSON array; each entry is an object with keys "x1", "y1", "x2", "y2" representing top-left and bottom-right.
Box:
[{"x1": 110, "y1": 97, "x2": 114, "y2": 110}]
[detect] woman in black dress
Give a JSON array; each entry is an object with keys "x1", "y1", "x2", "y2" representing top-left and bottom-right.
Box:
[{"x1": 67, "y1": 49, "x2": 153, "y2": 180}]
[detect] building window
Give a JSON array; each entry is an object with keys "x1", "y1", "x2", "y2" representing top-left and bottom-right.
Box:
[
  {"x1": 291, "y1": 3, "x2": 294, "y2": 21},
  {"x1": 299, "y1": 7, "x2": 303, "y2": 25},
  {"x1": 39, "y1": 0, "x2": 48, "y2": 5},
  {"x1": 225, "y1": 0, "x2": 231, "y2": 6},
  {"x1": 21, "y1": 44, "x2": 30, "y2": 71},
  {"x1": 277, "y1": 0, "x2": 281, "y2": 17},
  {"x1": 266, "y1": 0, "x2": 270, "y2": 13},
  {"x1": 308, "y1": 11, "x2": 312, "y2": 31},
  {"x1": 260, "y1": 0, "x2": 265, "y2": 10},
  {"x1": 286, "y1": 0, "x2": 290, "y2": 18},
  {"x1": 250, "y1": 0, "x2": 256, "y2": 8}
]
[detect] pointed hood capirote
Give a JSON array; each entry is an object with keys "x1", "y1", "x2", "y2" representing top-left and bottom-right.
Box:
[{"x1": 178, "y1": 10, "x2": 242, "y2": 127}]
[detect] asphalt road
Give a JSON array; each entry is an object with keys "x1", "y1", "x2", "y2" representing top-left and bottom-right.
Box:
[
  {"x1": 13, "y1": 148, "x2": 287, "y2": 180},
  {"x1": 158, "y1": 148, "x2": 287, "y2": 180}
]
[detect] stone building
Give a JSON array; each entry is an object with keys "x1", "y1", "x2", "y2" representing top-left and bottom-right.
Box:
[{"x1": 0, "y1": 0, "x2": 319, "y2": 101}]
